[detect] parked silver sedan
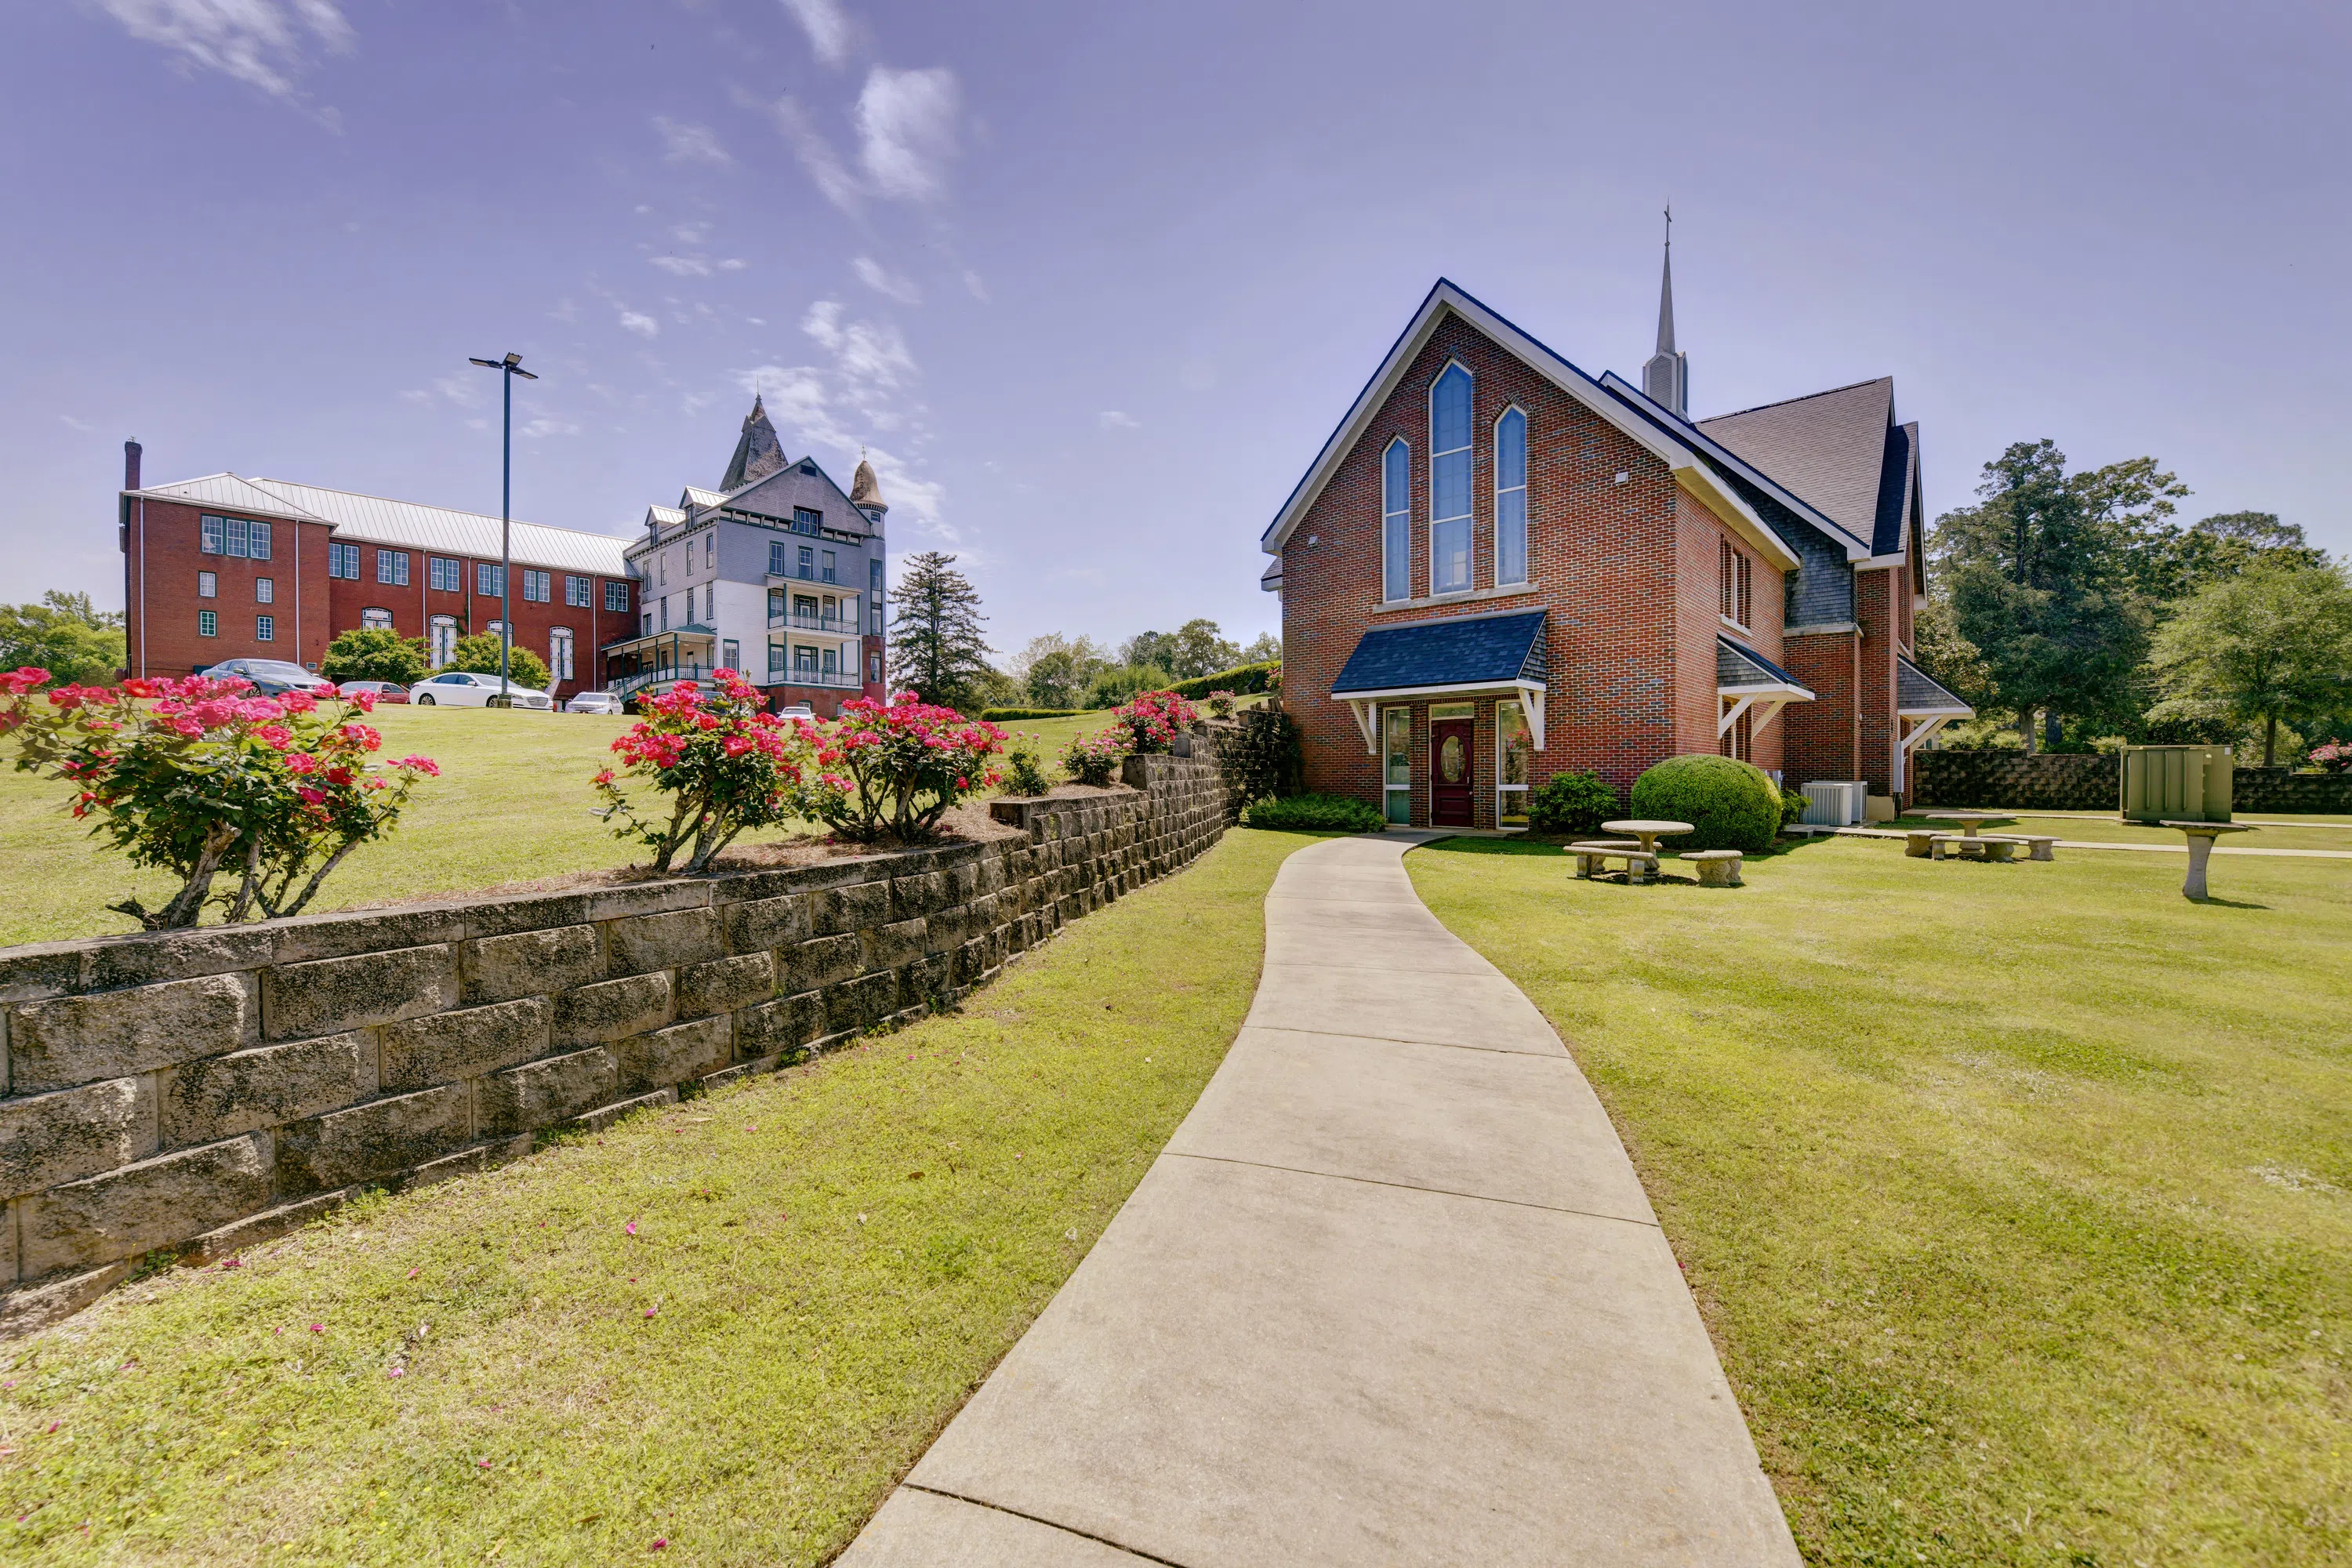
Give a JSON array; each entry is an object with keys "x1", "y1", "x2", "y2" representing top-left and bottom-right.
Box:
[
  {"x1": 564, "y1": 690, "x2": 624, "y2": 714},
  {"x1": 406, "y1": 671, "x2": 553, "y2": 710}
]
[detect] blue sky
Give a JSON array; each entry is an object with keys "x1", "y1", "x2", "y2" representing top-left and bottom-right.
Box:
[{"x1": 5, "y1": 2, "x2": 2345, "y2": 655}]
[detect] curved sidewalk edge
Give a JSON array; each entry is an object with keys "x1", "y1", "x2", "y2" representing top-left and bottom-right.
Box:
[{"x1": 840, "y1": 830, "x2": 1801, "y2": 1567}]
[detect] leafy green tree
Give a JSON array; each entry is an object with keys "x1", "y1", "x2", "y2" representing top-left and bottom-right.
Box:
[
  {"x1": 1240, "y1": 630, "x2": 1281, "y2": 665},
  {"x1": 887, "y1": 550, "x2": 993, "y2": 713},
  {"x1": 1164, "y1": 619, "x2": 1243, "y2": 680},
  {"x1": 1083, "y1": 663, "x2": 1173, "y2": 709},
  {"x1": 2144, "y1": 563, "x2": 2352, "y2": 767},
  {"x1": 2134, "y1": 511, "x2": 2332, "y2": 601},
  {"x1": 0, "y1": 591, "x2": 126, "y2": 687},
  {"x1": 1931, "y1": 441, "x2": 2185, "y2": 750},
  {"x1": 319, "y1": 626, "x2": 428, "y2": 687},
  {"x1": 1011, "y1": 633, "x2": 1109, "y2": 709},
  {"x1": 1120, "y1": 630, "x2": 1174, "y2": 672},
  {"x1": 448, "y1": 633, "x2": 550, "y2": 691}
]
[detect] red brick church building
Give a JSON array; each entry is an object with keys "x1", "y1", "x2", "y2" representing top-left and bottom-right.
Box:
[{"x1": 1261, "y1": 263, "x2": 1970, "y2": 829}]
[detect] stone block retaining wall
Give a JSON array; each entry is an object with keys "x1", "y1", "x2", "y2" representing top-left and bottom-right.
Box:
[
  {"x1": 1913, "y1": 751, "x2": 2352, "y2": 814},
  {"x1": 0, "y1": 754, "x2": 1227, "y2": 1334}
]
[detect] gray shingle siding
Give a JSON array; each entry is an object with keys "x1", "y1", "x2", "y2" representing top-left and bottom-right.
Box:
[{"x1": 1711, "y1": 468, "x2": 1853, "y2": 627}]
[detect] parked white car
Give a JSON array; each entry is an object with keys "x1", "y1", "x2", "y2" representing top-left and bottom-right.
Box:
[
  {"x1": 564, "y1": 690, "x2": 623, "y2": 714},
  {"x1": 407, "y1": 670, "x2": 553, "y2": 710},
  {"x1": 775, "y1": 702, "x2": 815, "y2": 722}
]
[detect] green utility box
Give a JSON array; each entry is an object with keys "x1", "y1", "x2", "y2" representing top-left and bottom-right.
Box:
[{"x1": 2120, "y1": 745, "x2": 2232, "y2": 823}]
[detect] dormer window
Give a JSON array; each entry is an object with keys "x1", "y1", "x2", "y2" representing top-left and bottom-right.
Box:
[
  {"x1": 1381, "y1": 439, "x2": 1410, "y2": 603},
  {"x1": 793, "y1": 507, "x2": 822, "y2": 536},
  {"x1": 1429, "y1": 363, "x2": 1473, "y2": 595}
]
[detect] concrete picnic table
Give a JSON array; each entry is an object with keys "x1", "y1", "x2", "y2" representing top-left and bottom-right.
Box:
[
  {"x1": 1921, "y1": 809, "x2": 2016, "y2": 838},
  {"x1": 1601, "y1": 819, "x2": 1694, "y2": 857},
  {"x1": 2161, "y1": 820, "x2": 2256, "y2": 899}
]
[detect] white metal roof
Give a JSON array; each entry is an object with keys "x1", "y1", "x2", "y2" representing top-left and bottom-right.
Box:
[{"x1": 129, "y1": 474, "x2": 636, "y2": 577}]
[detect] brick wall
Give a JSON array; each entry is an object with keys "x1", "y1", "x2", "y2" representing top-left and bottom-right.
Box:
[
  {"x1": 124, "y1": 499, "x2": 336, "y2": 678},
  {"x1": 1781, "y1": 630, "x2": 1859, "y2": 788},
  {"x1": 0, "y1": 757, "x2": 1227, "y2": 1335},
  {"x1": 325, "y1": 549, "x2": 636, "y2": 701},
  {"x1": 1856, "y1": 568, "x2": 1899, "y2": 798},
  {"x1": 1914, "y1": 752, "x2": 2352, "y2": 814}
]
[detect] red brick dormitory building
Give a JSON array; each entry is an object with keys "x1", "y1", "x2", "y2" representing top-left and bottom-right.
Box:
[
  {"x1": 1261, "y1": 266, "x2": 1973, "y2": 829},
  {"x1": 118, "y1": 447, "x2": 637, "y2": 702}
]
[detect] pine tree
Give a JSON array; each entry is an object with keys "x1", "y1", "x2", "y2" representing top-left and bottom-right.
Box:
[{"x1": 887, "y1": 551, "x2": 993, "y2": 713}]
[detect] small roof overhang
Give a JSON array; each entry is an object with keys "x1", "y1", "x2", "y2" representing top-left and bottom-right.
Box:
[
  {"x1": 1261, "y1": 279, "x2": 1799, "y2": 574},
  {"x1": 1896, "y1": 654, "x2": 1974, "y2": 718},
  {"x1": 1329, "y1": 610, "x2": 1551, "y2": 753},
  {"x1": 601, "y1": 625, "x2": 717, "y2": 657},
  {"x1": 1715, "y1": 635, "x2": 1814, "y2": 741}
]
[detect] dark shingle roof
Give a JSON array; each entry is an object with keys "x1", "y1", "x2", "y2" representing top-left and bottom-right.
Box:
[
  {"x1": 1698, "y1": 378, "x2": 1907, "y2": 552},
  {"x1": 720, "y1": 397, "x2": 788, "y2": 491},
  {"x1": 1716, "y1": 635, "x2": 1809, "y2": 692},
  {"x1": 1330, "y1": 611, "x2": 1547, "y2": 695},
  {"x1": 1896, "y1": 655, "x2": 1973, "y2": 715}
]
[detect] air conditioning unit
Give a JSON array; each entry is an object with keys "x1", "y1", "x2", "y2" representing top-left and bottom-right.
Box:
[{"x1": 1801, "y1": 781, "x2": 1868, "y2": 827}]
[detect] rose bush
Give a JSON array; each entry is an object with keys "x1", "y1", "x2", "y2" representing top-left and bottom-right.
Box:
[
  {"x1": 0, "y1": 667, "x2": 437, "y2": 928},
  {"x1": 1111, "y1": 691, "x2": 1198, "y2": 755},
  {"x1": 593, "y1": 670, "x2": 804, "y2": 873},
  {"x1": 2312, "y1": 740, "x2": 2350, "y2": 774},
  {"x1": 797, "y1": 692, "x2": 1005, "y2": 844},
  {"x1": 1204, "y1": 689, "x2": 1238, "y2": 720},
  {"x1": 1060, "y1": 728, "x2": 1127, "y2": 787}
]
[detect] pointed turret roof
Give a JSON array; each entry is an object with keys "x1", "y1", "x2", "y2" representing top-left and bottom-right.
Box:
[
  {"x1": 848, "y1": 452, "x2": 887, "y2": 514},
  {"x1": 1655, "y1": 232, "x2": 1677, "y2": 356},
  {"x1": 1641, "y1": 209, "x2": 1689, "y2": 416},
  {"x1": 719, "y1": 396, "x2": 787, "y2": 491}
]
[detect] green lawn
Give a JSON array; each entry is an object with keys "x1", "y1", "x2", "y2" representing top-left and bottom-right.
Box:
[
  {"x1": 1407, "y1": 834, "x2": 2352, "y2": 1566},
  {"x1": 0, "y1": 827, "x2": 1318, "y2": 1566},
  {"x1": 0, "y1": 706, "x2": 1144, "y2": 949}
]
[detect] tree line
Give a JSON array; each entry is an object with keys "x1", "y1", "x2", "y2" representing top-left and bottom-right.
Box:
[
  {"x1": 887, "y1": 550, "x2": 1277, "y2": 714},
  {"x1": 1920, "y1": 440, "x2": 2351, "y2": 766}
]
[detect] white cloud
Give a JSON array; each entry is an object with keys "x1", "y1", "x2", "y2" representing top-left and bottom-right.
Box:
[
  {"x1": 855, "y1": 67, "x2": 959, "y2": 202},
  {"x1": 779, "y1": 0, "x2": 851, "y2": 68},
  {"x1": 94, "y1": 0, "x2": 354, "y2": 104},
  {"x1": 397, "y1": 389, "x2": 433, "y2": 408},
  {"x1": 59, "y1": 414, "x2": 97, "y2": 433},
  {"x1": 619, "y1": 310, "x2": 660, "y2": 339},
  {"x1": 1098, "y1": 411, "x2": 1141, "y2": 430},
  {"x1": 800, "y1": 300, "x2": 916, "y2": 390},
  {"x1": 763, "y1": 96, "x2": 864, "y2": 215},
  {"x1": 433, "y1": 373, "x2": 484, "y2": 408},
  {"x1": 520, "y1": 417, "x2": 580, "y2": 439},
  {"x1": 650, "y1": 255, "x2": 713, "y2": 277},
  {"x1": 672, "y1": 222, "x2": 710, "y2": 244},
  {"x1": 652, "y1": 116, "x2": 730, "y2": 165},
  {"x1": 852, "y1": 255, "x2": 921, "y2": 304},
  {"x1": 962, "y1": 269, "x2": 990, "y2": 303},
  {"x1": 718, "y1": 258, "x2": 747, "y2": 271}
]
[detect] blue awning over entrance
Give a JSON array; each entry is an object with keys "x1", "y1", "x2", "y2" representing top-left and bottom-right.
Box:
[{"x1": 1330, "y1": 610, "x2": 1547, "y2": 698}]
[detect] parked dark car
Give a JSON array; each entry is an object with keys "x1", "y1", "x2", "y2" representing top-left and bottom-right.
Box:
[
  {"x1": 198, "y1": 658, "x2": 334, "y2": 697},
  {"x1": 331, "y1": 679, "x2": 411, "y2": 704}
]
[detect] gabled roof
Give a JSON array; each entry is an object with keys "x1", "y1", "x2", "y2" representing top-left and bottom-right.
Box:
[
  {"x1": 129, "y1": 474, "x2": 634, "y2": 576},
  {"x1": 719, "y1": 397, "x2": 787, "y2": 491},
  {"x1": 1261, "y1": 279, "x2": 1797, "y2": 572},
  {"x1": 125, "y1": 473, "x2": 326, "y2": 524},
  {"x1": 679, "y1": 487, "x2": 726, "y2": 509},
  {"x1": 1697, "y1": 379, "x2": 1914, "y2": 556},
  {"x1": 1330, "y1": 609, "x2": 1548, "y2": 697},
  {"x1": 1599, "y1": 373, "x2": 1869, "y2": 558},
  {"x1": 1896, "y1": 655, "x2": 1973, "y2": 717},
  {"x1": 1717, "y1": 634, "x2": 1811, "y2": 695}
]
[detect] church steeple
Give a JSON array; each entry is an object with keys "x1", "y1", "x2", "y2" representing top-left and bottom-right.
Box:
[
  {"x1": 1641, "y1": 207, "x2": 1690, "y2": 416},
  {"x1": 720, "y1": 395, "x2": 787, "y2": 491}
]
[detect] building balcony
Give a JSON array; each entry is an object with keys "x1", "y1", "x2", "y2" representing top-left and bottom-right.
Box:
[
  {"x1": 762, "y1": 667, "x2": 866, "y2": 691},
  {"x1": 768, "y1": 611, "x2": 858, "y2": 633}
]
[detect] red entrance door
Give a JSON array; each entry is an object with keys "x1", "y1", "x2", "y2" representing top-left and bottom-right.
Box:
[{"x1": 1432, "y1": 718, "x2": 1475, "y2": 826}]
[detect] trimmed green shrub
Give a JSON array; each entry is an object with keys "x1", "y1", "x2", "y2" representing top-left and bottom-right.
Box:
[
  {"x1": 1168, "y1": 659, "x2": 1279, "y2": 700},
  {"x1": 1780, "y1": 785, "x2": 1808, "y2": 826},
  {"x1": 1240, "y1": 793, "x2": 1385, "y2": 833},
  {"x1": 1001, "y1": 733, "x2": 1052, "y2": 796},
  {"x1": 979, "y1": 706, "x2": 1082, "y2": 722},
  {"x1": 1628, "y1": 753, "x2": 1783, "y2": 853},
  {"x1": 448, "y1": 633, "x2": 550, "y2": 691},
  {"x1": 1525, "y1": 770, "x2": 1618, "y2": 835},
  {"x1": 320, "y1": 626, "x2": 428, "y2": 687}
]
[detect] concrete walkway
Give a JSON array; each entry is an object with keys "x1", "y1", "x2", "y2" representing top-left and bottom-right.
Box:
[{"x1": 840, "y1": 831, "x2": 1799, "y2": 1567}]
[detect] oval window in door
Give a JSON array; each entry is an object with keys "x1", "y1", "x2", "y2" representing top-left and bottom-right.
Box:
[{"x1": 1439, "y1": 734, "x2": 1466, "y2": 783}]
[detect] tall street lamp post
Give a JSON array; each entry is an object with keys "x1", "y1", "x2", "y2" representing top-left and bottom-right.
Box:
[{"x1": 467, "y1": 351, "x2": 539, "y2": 706}]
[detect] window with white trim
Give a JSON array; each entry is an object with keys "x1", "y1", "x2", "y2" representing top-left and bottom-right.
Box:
[
  {"x1": 870, "y1": 558, "x2": 884, "y2": 633},
  {"x1": 604, "y1": 579, "x2": 629, "y2": 613},
  {"x1": 1720, "y1": 538, "x2": 1752, "y2": 628},
  {"x1": 361, "y1": 608, "x2": 394, "y2": 630},
  {"x1": 1497, "y1": 700, "x2": 1531, "y2": 827},
  {"x1": 197, "y1": 571, "x2": 216, "y2": 598},
  {"x1": 328, "y1": 542, "x2": 361, "y2": 579},
  {"x1": 255, "y1": 614, "x2": 275, "y2": 641},
  {"x1": 254, "y1": 577, "x2": 274, "y2": 604},
  {"x1": 564, "y1": 574, "x2": 591, "y2": 608},
  {"x1": 1381, "y1": 439, "x2": 1410, "y2": 603},
  {"x1": 1383, "y1": 706, "x2": 1413, "y2": 825},
  {"x1": 198, "y1": 609, "x2": 217, "y2": 637},
  {"x1": 1429, "y1": 363, "x2": 1473, "y2": 594},
  {"x1": 377, "y1": 549, "x2": 409, "y2": 586},
  {"x1": 550, "y1": 627, "x2": 575, "y2": 681},
  {"x1": 429, "y1": 556, "x2": 461, "y2": 592},
  {"x1": 200, "y1": 515, "x2": 225, "y2": 554},
  {"x1": 720, "y1": 638, "x2": 738, "y2": 674},
  {"x1": 429, "y1": 615, "x2": 457, "y2": 666},
  {"x1": 522, "y1": 569, "x2": 550, "y2": 603},
  {"x1": 1495, "y1": 406, "x2": 1528, "y2": 586},
  {"x1": 477, "y1": 562, "x2": 503, "y2": 597}
]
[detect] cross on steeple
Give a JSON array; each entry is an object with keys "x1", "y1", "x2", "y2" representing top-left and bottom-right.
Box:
[{"x1": 1642, "y1": 205, "x2": 1690, "y2": 416}]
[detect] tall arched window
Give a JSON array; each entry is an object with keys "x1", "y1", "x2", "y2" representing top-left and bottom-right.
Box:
[
  {"x1": 550, "y1": 627, "x2": 575, "y2": 681},
  {"x1": 1429, "y1": 364, "x2": 1473, "y2": 594},
  {"x1": 1495, "y1": 405, "x2": 1528, "y2": 586},
  {"x1": 1381, "y1": 439, "x2": 1410, "y2": 603},
  {"x1": 361, "y1": 607, "x2": 394, "y2": 630},
  {"x1": 428, "y1": 615, "x2": 457, "y2": 667}
]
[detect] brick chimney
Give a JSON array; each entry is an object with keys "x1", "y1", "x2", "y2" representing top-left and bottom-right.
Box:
[{"x1": 124, "y1": 439, "x2": 142, "y2": 492}]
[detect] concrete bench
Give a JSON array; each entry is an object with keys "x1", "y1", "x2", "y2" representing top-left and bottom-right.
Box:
[
  {"x1": 1904, "y1": 829, "x2": 1938, "y2": 858},
  {"x1": 1567, "y1": 840, "x2": 1660, "y2": 884},
  {"x1": 1929, "y1": 833, "x2": 2016, "y2": 862},
  {"x1": 1678, "y1": 849, "x2": 1744, "y2": 887},
  {"x1": 2018, "y1": 834, "x2": 2058, "y2": 862}
]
